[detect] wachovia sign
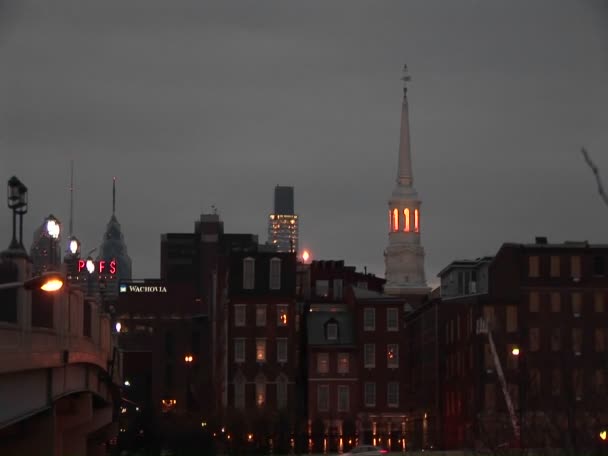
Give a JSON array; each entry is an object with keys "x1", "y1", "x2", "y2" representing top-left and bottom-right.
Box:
[{"x1": 119, "y1": 283, "x2": 168, "y2": 294}]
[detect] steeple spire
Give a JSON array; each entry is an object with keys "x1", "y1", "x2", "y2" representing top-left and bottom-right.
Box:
[
  {"x1": 112, "y1": 177, "x2": 116, "y2": 215},
  {"x1": 397, "y1": 64, "x2": 413, "y2": 188},
  {"x1": 69, "y1": 160, "x2": 74, "y2": 237}
]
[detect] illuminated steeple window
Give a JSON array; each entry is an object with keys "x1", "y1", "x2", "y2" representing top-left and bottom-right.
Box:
[
  {"x1": 403, "y1": 208, "x2": 410, "y2": 232},
  {"x1": 392, "y1": 208, "x2": 399, "y2": 232},
  {"x1": 414, "y1": 209, "x2": 419, "y2": 233}
]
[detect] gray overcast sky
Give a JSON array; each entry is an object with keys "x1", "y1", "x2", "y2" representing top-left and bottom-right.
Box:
[{"x1": 1, "y1": 0, "x2": 607, "y2": 285}]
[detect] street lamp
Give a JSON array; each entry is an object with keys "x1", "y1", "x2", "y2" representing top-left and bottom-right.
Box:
[
  {"x1": 7, "y1": 176, "x2": 27, "y2": 252},
  {"x1": 0, "y1": 271, "x2": 64, "y2": 292},
  {"x1": 68, "y1": 236, "x2": 81, "y2": 256},
  {"x1": 45, "y1": 214, "x2": 61, "y2": 269}
]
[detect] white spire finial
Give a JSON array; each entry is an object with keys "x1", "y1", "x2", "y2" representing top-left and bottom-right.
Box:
[
  {"x1": 401, "y1": 64, "x2": 411, "y2": 87},
  {"x1": 397, "y1": 65, "x2": 413, "y2": 187}
]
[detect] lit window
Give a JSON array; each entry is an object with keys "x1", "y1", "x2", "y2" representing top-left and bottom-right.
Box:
[
  {"x1": 256, "y1": 339, "x2": 266, "y2": 362},
  {"x1": 387, "y1": 308, "x2": 398, "y2": 331},
  {"x1": 234, "y1": 375, "x2": 245, "y2": 409},
  {"x1": 234, "y1": 339, "x2": 245, "y2": 363},
  {"x1": 269, "y1": 258, "x2": 281, "y2": 290},
  {"x1": 338, "y1": 385, "x2": 350, "y2": 412},
  {"x1": 243, "y1": 257, "x2": 255, "y2": 289},
  {"x1": 161, "y1": 398, "x2": 177, "y2": 413},
  {"x1": 277, "y1": 338, "x2": 288, "y2": 363},
  {"x1": 337, "y1": 353, "x2": 349, "y2": 374},
  {"x1": 364, "y1": 382, "x2": 376, "y2": 407},
  {"x1": 317, "y1": 385, "x2": 329, "y2": 411},
  {"x1": 364, "y1": 344, "x2": 375, "y2": 368},
  {"x1": 234, "y1": 304, "x2": 246, "y2": 326},
  {"x1": 327, "y1": 322, "x2": 338, "y2": 340},
  {"x1": 528, "y1": 256, "x2": 539, "y2": 278},
  {"x1": 414, "y1": 209, "x2": 419, "y2": 233},
  {"x1": 363, "y1": 308, "x2": 375, "y2": 331},
  {"x1": 387, "y1": 382, "x2": 399, "y2": 407},
  {"x1": 255, "y1": 377, "x2": 266, "y2": 407},
  {"x1": 256, "y1": 305, "x2": 267, "y2": 327},
  {"x1": 403, "y1": 208, "x2": 410, "y2": 232},
  {"x1": 392, "y1": 208, "x2": 399, "y2": 232},
  {"x1": 387, "y1": 344, "x2": 399, "y2": 368},
  {"x1": 317, "y1": 353, "x2": 329, "y2": 373},
  {"x1": 277, "y1": 304, "x2": 288, "y2": 326}
]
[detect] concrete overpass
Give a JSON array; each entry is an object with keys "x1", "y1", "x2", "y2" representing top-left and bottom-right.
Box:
[{"x1": 0, "y1": 255, "x2": 121, "y2": 456}]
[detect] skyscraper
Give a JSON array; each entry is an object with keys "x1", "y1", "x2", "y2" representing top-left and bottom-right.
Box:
[
  {"x1": 384, "y1": 65, "x2": 429, "y2": 296},
  {"x1": 268, "y1": 186, "x2": 298, "y2": 253}
]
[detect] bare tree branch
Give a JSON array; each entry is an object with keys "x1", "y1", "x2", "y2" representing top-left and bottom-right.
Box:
[{"x1": 581, "y1": 147, "x2": 608, "y2": 208}]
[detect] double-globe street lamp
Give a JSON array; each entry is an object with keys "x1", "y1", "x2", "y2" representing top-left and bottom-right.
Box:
[
  {"x1": 7, "y1": 176, "x2": 28, "y2": 252},
  {"x1": 45, "y1": 214, "x2": 61, "y2": 269}
]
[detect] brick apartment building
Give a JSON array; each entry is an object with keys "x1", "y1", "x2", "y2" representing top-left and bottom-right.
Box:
[{"x1": 405, "y1": 238, "x2": 608, "y2": 452}]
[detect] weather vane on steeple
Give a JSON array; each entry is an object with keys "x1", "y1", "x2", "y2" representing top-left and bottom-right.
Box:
[{"x1": 401, "y1": 64, "x2": 411, "y2": 93}]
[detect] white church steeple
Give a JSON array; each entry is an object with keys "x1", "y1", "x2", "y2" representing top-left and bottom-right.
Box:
[{"x1": 384, "y1": 65, "x2": 429, "y2": 296}]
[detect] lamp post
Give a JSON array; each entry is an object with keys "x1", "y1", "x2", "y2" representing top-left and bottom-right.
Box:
[
  {"x1": 0, "y1": 271, "x2": 65, "y2": 292},
  {"x1": 6, "y1": 176, "x2": 28, "y2": 253},
  {"x1": 45, "y1": 214, "x2": 61, "y2": 269},
  {"x1": 511, "y1": 346, "x2": 526, "y2": 449}
]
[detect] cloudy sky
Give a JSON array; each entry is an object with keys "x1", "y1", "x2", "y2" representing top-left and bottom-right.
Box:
[{"x1": 1, "y1": 0, "x2": 607, "y2": 285}]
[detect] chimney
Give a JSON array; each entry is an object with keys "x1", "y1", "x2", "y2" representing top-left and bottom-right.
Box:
[{"x1": 535, "y1": 237, "x2": 548, "y2": 245}]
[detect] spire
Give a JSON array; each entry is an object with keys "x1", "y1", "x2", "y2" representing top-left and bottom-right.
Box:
[
  {"x1": 396, "y1": 64, "x2": 414, "y2": 187},
  {"x1": 69, "y1": 160, "x2": 74, "y2": 237},
  {"x1": 112, "y1": 177, "x2": 116, "y2": 216}
]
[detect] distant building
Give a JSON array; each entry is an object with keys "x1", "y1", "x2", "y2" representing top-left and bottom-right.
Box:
[
  {"x1": 405, "y1": 238, "x2": 608, "y2": 451},
  {"x1": 29, "y1": 218, "x2": 62, "y2": 276},
  {"x1": 384, "y1": 66, "x2": 428, "y2": 296},
  {"x1": 268, "y1": 186, "x2": 298, "y2": 253}
]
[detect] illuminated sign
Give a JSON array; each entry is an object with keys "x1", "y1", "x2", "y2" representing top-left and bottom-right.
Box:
[
  {"x1": 78, "y1": 259, "x2": 117, "y2": 274},
  {"x1": 119, "y1": 283, "x2": 168, "y2": 294}
]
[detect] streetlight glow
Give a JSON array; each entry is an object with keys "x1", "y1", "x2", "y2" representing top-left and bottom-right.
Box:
[
  {"x1": 46, "y1": 218, "x2": 60, "y2": 239},
  {"x1": 86, "y1": 258, "x2": 95, "y2": 274},
  {"x1": 40, "y1": 278, "x2": 63, "y2": 292},
  {"x1": 512, "y1": 347, "x2": 520, "y2": 356},
  {"x1": 124, "y1": 380, "x2": 131, "y2": 387},
  {"x1": 601, "y1": 430, "x2": 607, "y2": 441},
  {"x1": 302, "y1": 250, "x2": 310, "y2": 263},
  {"x1": 115, "y1": 322, "x2": 122, "y2": 333}
]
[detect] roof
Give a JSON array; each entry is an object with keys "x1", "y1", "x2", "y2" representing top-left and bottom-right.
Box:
[{"x1": 307, "y1": 311, "x2": 355, "y2": 346}]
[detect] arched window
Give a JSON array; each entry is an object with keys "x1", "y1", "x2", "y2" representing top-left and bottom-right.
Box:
[
  {"x1": 403, "y1": 208, "x2": 410, "y2": 232},
  {"x1": 392, "y1": 208, "x2": 399, "y2": 232},
  {"x1": 414, "y1": 209, "x2": 420, "y2": 233},
  {"x1": 243, "y1": 257, "x2": 255, "y2": 289}
]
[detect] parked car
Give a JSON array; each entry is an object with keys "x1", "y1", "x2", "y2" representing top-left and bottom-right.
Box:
[{"x1": 343, "y1": 445, "x2": 388, "y2": 456}]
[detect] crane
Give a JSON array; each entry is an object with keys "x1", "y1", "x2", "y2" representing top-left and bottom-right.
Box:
[{"x1": 476, "y1": 317, "x2": 520, "y2": 445}]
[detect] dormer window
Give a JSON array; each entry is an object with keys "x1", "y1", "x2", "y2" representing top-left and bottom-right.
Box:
[
  {"x1": 243, "y1": 257, "x2": 255, "y2": 289},
  {"x1": 325, "y1": 319, "x2": 339, "y2": 341}
]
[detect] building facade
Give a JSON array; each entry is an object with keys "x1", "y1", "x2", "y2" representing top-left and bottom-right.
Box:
[{"x1": 268, "y1": 186, "x2": 298, "y2": 253}]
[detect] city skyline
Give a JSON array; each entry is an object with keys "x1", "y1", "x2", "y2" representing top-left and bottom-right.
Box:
[{"x1": 1, "y1": 0, "x2": 608, "y2": 284}]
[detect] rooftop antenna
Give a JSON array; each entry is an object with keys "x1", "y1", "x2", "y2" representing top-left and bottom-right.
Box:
[
  {"x1": 69, "y1": 160, "x2": 74, "y2": 237},
  {"x1": 112, "y1": 177, "x2": 116, "y2": 215}
]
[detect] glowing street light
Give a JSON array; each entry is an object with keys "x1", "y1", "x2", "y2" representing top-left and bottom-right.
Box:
[
  {"x1": 184, "y1": 354, "x2": 194, "y2": 363},
  {"x1": 600, "y1": 430, "x2": 607, "y2": 441},
  {"x1": 86, "y1": 257, "x2": 95, "y2": 274},
  {"x1": 511, "y1": 347, "x2": 520, "y2": 356},
  {"x1": 115, "y1": 322, "x2": 122, "y2": 333},
  {"x1": 124, "y1": 380, "x2": 131, "y2": 387},
  {"x1": 0, "y1": 271, "x2": 64, "y2": 292},
  {"x1": 302, "y1": 250, "x2": 311, "y2": 263}
]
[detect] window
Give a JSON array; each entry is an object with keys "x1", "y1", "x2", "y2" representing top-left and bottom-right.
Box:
[
  {"x1": 506, "y1": 345, "x2": 518, "y2": 369},
  {"x1": 256, "y1": 339, "x2": 266, "y2": 362},
  {"x1": 277, "y1": 376, "x2": 288, "y2": 409},
  {"x1": 234, "y1": 305, "x2": 246, "y2": 326},
  {"x1": 528, "y1": 256, "x2": 540, "y2": 278},
  {"x1": 595, "y1": 292, "x2": 605, "y2": 313},
  {"x1": 315, "y1": 280, "x2": 329, "y2": 298},
  {"x1": 337, "y1": 353, "x2": 349, "y2": 374},
  {"x1": 338, "y1": 385, "x2": 350, "y2": 412},
  {"x1": 277, "y1": 338, "x2": 288, "y2": 363},
  {"x1": 317, "y1": 353, "x2": 329, "y2": 373},
  {"x1": 317, "y1": 385, "x2": 329, "y2": 411},
  {"x1": 363, "y1": 308, "x2": 375, "y2": 331},
  {"x1": 572, "y1": 328, "x2": 582, "y2": 355},
  {"x1": 594, "y1": 256, "x2": 606, "y2": 276},
  {"x1": 594, "y1": 370, "x2": 605, "y2": 395},
  {"x1": 551, "y1": 328, "x2": 561, "y2": 351},
  {"x1": 364, "y1": 344, "x2": 375, "y2": 368},
  {"x1": 573, "y1": 369, "x2": 583, "y2": 399},
  {"x1": 327, "y1": 322, "x2": 338, "y2": 340},
  {"x1": 364, "y1": 382, "x2": 376, "y2": 407},
  {"x1": 551, "y1": 369, "x2": 561, "y2": 396},
  {"x1": 414, "y1": 208, "x2": 420, "y2": 233},
  {"x1": 387, "y1": 344, "x2": 399, "y2": 368},
  {"x1": 255, "y1": 377, "x2": 266, "y2": 407},
  {"x1": 529, "y1": 328, "x2": 540, "y2": 352},
  {"x1": 572, "y1": 292, "x2": 582, "y2": 317},
  {"x1": 483, "y1": 306, "x2": 495, "y2": 327},
  {"x1": 595, "y1": 329, "x2": 606, "y2": 352},
  {"x1": 234, "y1": 339, "x2": 245, "y2": 363},
  {"x1": 529, "y1": 292, "x2": 540, "y2": 312},
  {"x1": 506, "y1": 306, "x2": 517, "y2": 332},
  {"x1": 269, "y1": 258, "x2": 281, "y2": 290},
  {"x1": 404, "y1": 208, "x2": 410, "y2": 232},
  {"x1": 387, "y1": 308, "x2": 399, "y2": 331},
  {"x1": 333, "y1": 279, "x2": 343, "y2": 300},
  {"x1": 551, "y1": 292, "x2": 561, "y2": 313},
  {"x1": 234, "y1": 376, "x2": 245, "y2": 409},
  {"x1": 550, "y1": 256, "x2": 560, "y2": 277},
  {"x1": 392, "y1": 208, "x2": 399, "y2": 232},
  {"x1": 571, "y1": 256, "x2": 581, "y2": 279},
  {"x1": 484, "y1": 383, "x2": 496, "y2": 411},
  {"x1": 256, "y1": 305, "x2": 267, "y2": 327},
  {"x1": 387, "y1": 382, "x2": 399, "y2": 407},
  {"x1": 277, "y1": 304, "x2": 288, "y2": 326},
  {"x1": 243, "y1": 257, "x2": 255, "y2": 289},
  {"x1": 484, "y1": 343, "x2": 493, "y2": 370}
]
